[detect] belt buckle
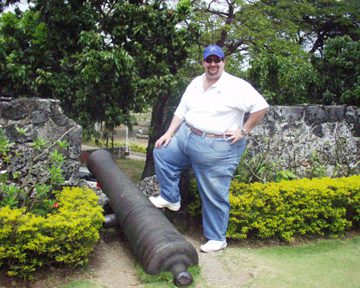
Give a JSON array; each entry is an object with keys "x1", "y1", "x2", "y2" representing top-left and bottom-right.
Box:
[
  {"x1": 204, "y1": 131, "x2": 222, "y2": 138},
  {"x1": 186, "y1": 123, "x2": 223, "y2": 138},
  {"x1": 209, "y1": 133, "x2": 222, "y2": 138},
  {"x1": 206, "y1": 132, "x2": 214, "y2": 138}
]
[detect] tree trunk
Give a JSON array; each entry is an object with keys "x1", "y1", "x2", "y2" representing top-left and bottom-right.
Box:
[{"x1": 141, "y1": 92, "x2": 170, "y2": 179}]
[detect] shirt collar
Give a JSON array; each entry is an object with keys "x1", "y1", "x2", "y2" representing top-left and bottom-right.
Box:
[{"x1": 200, "y1": 71, "x2": 228, "y2": 90}]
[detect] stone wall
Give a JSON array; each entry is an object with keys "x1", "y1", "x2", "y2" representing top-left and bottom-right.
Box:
[
  {"x1": 0, "y1": 97, "x2": 82, "y2": 183},
  {"x1": 139, "y1": 105, "x2": 359, "y2": 203},
  {"x1": 249, "y1": 105, "x2": 360, "y2": 178},
  {"x1": 1, "y1": 98, "x2": 359, "y2": 194}
]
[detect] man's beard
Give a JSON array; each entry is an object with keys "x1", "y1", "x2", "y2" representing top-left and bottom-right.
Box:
[{"x1": 206, "y1": 68, "x2": 221, "y2": 80}]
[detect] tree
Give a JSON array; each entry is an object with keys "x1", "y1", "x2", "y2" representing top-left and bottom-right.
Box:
[
  {"x1": 1, "y1": 1, "x2": 198, "y2": 177},
  {"x1": 188, "y1": 1, "x2": 311, "y2": 57},
  {"x1": 312, "y1": 36, "x2": 360, "y2": 105},
  {"x1": 69, "y1": 31, "x2": 137, "y2": 130},
  {"x1": 1, "y1": 0, "x2": 359, "y2": 179},
  {"x1": 298, "y1": 0, "x2": 360, "y2": 55},
  {"x1": 247, "y1": 48, "x2": 317, "y2": 105},
  {"x1": 0, "y1": 1, "x2": 141, "y2": 132},
  {"x1": 95, "y1": 0, "x2": 198, "y2": 177},
  {"x1": 0, "y1": 10, "x2": 51, "y2": 97},
  {"x1": 184, "y1": 0, "x2": 359, "y2": 105}
]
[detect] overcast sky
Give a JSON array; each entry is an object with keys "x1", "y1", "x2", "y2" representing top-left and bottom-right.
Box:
[{"x1": 4, "y1": 0, "x2": 29, "y2": 13}]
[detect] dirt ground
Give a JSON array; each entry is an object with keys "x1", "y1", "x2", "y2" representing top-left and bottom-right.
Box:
[
  {"x1": 0, "y1": 226, "x2": 254, "y2": 288},
  {"x1": 2, "y1": 225, "x2": 359, "y2": 288}
]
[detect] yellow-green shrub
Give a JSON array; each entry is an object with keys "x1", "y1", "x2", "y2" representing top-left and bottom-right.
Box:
[
  {"x1": 0, "y1": 186, "x2": 104, "y2": 279},
  {"x1": 96, "y1": 139, "x2": 147, "y2": 154},
  {"x1": 228, "y1": 175, "x2": 360, "y2": 241}
]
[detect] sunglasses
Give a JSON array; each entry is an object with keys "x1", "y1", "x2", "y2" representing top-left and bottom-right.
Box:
[{"x1": 204, "y1": 57, "x2": 223, "y2": 64}]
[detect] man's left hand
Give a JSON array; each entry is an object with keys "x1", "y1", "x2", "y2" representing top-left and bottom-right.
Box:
[{"x1": 224, "y1": 129, "x2": 245, "y2": 144}]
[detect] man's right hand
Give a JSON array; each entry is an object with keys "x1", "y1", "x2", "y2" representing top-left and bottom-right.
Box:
[
  {"x1": 155, "y1": 116, "x2": 183, "y2": 148},
  {"x1": 155, "y1": 133, "x2": 173, "y2": 148}
]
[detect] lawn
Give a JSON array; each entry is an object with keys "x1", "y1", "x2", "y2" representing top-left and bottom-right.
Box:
[
  {"x1": 115, "y1": 157, "x2": 146, "y2": 183},
  {"x1": 225, "y1": 235, "x2": 360, "y2": 288}
]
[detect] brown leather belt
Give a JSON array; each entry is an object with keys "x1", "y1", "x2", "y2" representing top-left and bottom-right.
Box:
[{"x1": 185, "y1": 123, "x2": 224, "y2": 138}]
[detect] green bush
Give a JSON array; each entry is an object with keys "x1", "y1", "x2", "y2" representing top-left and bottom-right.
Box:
[
  {"x1": 93, "y1": 139, "x2": 147, "y2": 154},
  {"x1": 0, "y1": 186, "x2": 104, "y2": 279},
  {"x1": 127, "y1": 142, "x2": 147, "y2": 154},
  {"x1": 228, "y1": 175, "x2": 360, "y2": 241}
]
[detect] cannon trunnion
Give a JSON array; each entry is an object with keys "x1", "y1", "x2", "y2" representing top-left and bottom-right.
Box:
[{"x1": 87, "y1": 150, "x2": 198, "y2": 286}]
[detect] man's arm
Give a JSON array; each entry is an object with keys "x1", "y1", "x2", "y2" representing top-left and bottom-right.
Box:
[
  {"x1": 225, "y1": 107, "x2": 269, "y2": 144},
  {"x1": 243, "y1": 108, "x2": 268, "y2": 134},
  {"x1": 155, "y1": 115, "x2": 184, "y2": 148}
]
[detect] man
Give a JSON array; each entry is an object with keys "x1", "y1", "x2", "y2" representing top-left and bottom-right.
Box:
[{"x1": 149, "y1": 44, "x2": 269, "y2": 252}]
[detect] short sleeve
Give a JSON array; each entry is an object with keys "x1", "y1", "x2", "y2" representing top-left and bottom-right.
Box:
[
  {"x1": 174, "y1": 76, "x2": 201, "y2": 119},
  {"x1": 236, "y1": 79, "x2": 269, "y2": 113}
]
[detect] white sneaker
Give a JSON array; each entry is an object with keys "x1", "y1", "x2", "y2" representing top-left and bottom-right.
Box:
[
  {"x1": 149, "y1": 195, "x2": 181, "y2": 211},
  {"x1": 200, "y1": 240, "x2": 227, "y2": 253}
]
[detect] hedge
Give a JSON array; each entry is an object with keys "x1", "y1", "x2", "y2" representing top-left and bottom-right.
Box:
[
  {"x1": 0, "y1": 186, "x2": 104, "y2": 279},
  {"x1": 228, "y1": 175, "x2": 360, "y2": 241}
]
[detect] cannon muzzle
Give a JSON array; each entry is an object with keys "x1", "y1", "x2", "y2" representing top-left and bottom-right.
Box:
[{"x1": 87, "y1": 150, "x2": 198, "y2": 286}]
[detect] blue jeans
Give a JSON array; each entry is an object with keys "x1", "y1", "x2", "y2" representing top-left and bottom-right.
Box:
[{"x1": 153, "y1": 123, "x2": 246, "y2": 241}]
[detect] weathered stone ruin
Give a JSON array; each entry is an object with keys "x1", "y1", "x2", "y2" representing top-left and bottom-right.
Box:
[
  {"x1": 0, "y1": 97, "x2": 82, "y2": 187},
  {"x1": 250, "y1": 105, "x2": 359, "y2": 178},
  {"x1": 1, "y1": 98, "x2": 359, "y2": 205}
]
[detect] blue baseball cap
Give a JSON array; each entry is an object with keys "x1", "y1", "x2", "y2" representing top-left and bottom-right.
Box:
[{"x1": 203, "y1": 44, "x2": 225, "y2": 59}]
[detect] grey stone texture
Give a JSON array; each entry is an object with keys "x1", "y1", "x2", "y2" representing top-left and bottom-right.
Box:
[
  {"x1": 1, "y1": 98, "x2": 359, "y2": 200},
  {"x1": 250, "y1": 105, "x2": 359, "y2": 178},
  {"x1": 137, "y1": 175, "x2": 160, "y2": 196},
  {"x1": 0, "y1": 97, "x2": 82, "y2": 184},
  {"x1": 138, "y1": 105, "x2": 359, "y2": 198}
]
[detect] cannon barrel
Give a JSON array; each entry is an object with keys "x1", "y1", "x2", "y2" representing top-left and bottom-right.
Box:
[{"x1": 87, "y1": 150, "x2": 198, "y2": 286}]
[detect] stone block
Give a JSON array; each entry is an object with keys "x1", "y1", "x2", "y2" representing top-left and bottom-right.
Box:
[
  {"x1": 323, "y1": 105, "x2": 345, "y2": 122},
  {"x1": 0, "y1": 98, "x2": 82, "y2": 184},
  {"x1": 32, "y1": 110, "x2": 49, "y2": 124},
  {"x1": 305, "y1": 105, "x2": 327, "y2": 124},
  {"x1": 1, "y1": 100, "x2": 27, "y2": 120}
]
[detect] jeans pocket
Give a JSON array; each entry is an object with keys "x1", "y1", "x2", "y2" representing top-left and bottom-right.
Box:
[{"x1": 210, "y1": 139, "x2": 231, "y2": 151}]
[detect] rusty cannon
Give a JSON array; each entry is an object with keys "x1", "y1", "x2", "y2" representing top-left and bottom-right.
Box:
[{"x1": 87, "y1": 150, "x2": 198, "y2": 286}]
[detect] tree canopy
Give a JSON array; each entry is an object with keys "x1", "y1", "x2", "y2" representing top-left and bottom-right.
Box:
[
  {"x1": 0, "y1": 0, "x2": 197, "y2": 131},
  {"x1": 181, "y1": 0, "x2": 359, "y2": 106},
  {"x1": 0, "y1": 0, "x2": 359, "y2": 177}
]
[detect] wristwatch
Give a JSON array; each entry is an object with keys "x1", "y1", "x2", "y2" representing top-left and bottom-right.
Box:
[{"x1": 240, "y1": 128, "x2": 248, "y2": 136}]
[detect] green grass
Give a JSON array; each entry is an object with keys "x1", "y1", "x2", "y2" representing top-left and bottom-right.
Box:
[
  {"x1": 224, "y1": 235, "x2": 360, "y2": 288},
  {"x1": 115, "y1": 158, "x2": 145, "y2": 183},
  {"x1": 136, "y1": 264, "x2": 201, "y2": 288},
  {"x1": 59, "y1": 280, "x2": 103, "y2": 288}
]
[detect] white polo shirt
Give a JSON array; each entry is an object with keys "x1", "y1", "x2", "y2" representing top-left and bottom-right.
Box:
[{"x1": 174, "y1": 72, "x2": 269, "y2": 134}]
